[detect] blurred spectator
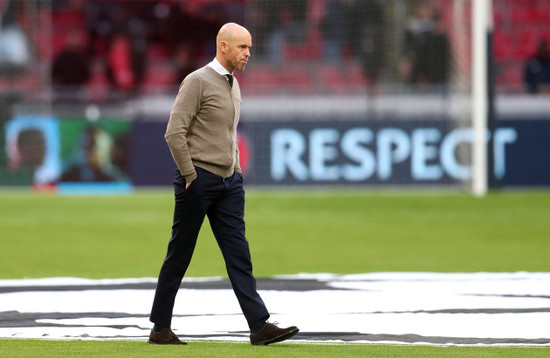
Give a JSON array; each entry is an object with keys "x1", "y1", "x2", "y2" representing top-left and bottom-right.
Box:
[
  {"x1": 51, "y1": 33, "x2": 90, "y2": 100},
  {"x1": 86, "y1": 1, "x2": 117, "y2": 58},
  {"x1": 126, "y1": 15, "x2": 148, "y2": 91},
  {"x1": 423, "y1": 13, "x2": 450, "y2": 85},
  {"x1": 156, "y1": 1, "x2": 228, "y2": 60},
  {"x1": 87, "y1": 2, "x2": 148, "y2": 95},
  {"x1": 157, "y1": 2, "x2": 200, "y2": 54},
  {"x1": 84, "y1": 1, "x2": 236, "y2": 96},
  {"x1": 400, "y1": 0, "x2": 434, "y2": 77},
  {"x1": 174, "y1": 43, "x2": 198, "y2": 85},
  {"x1": 162, "y1": 1, "x2": 229, "y2": 58},
  {"x1": 319, "y1": 0, "x2": 348, "y2": 64},
  {"x1": 347, "y1": 0, "x2": 385, "y2": 90},
  {"x1": 105, "y1": 23, "x2": 147, "y2": 95},
  {"x1": 409, "y1": 12, "x2": 450, "y2": 86},
  {"x1": 252, "y1": 0, "x2": 308, "y2": 66},
  {"x1": 399, "y1": 1, "x2": 450, "y2": 89},
  {"x1": 0, "y1": 0, "x2": 31, "y2": 73},
  {"x1": 524, "y1": 40, "x2": 550, "y2": 94},
  {"x1": 196, "y1": 1, "x2": 228, "y2": 59},
  {"x1": 106, "y1": 32, "x2": 136, "y2": 93}
]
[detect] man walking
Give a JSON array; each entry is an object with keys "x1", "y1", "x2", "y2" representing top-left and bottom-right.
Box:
[{"x1": 148, "y1": 22, "x2": 299, "y2": 346}]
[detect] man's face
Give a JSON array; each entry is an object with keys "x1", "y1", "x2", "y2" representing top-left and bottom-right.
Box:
[{"x1": 225, "y1": 32, "x2": 252, "y2": 72}]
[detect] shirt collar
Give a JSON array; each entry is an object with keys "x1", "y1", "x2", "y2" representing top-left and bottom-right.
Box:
[{"x1": 208, "y1": 58, "x2": 232, "y2": 76}]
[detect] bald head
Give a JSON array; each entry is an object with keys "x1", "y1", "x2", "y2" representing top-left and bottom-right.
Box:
[
  {"x1": 216, "y1": 22, "x2": 252, "y2": 73},
  {"x1": 217, "y1": 23, "x2": 250, "y2": 47}
]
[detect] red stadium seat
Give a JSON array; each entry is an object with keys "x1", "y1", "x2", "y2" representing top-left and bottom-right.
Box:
[
  {"x1": 239, "y1": 65, "x2": 283, "y2": 95},
  {"x1": 283, "y1": 27, "x2": 322, "y2": 61},
  {"x1": 279, "y1": 64, "x2": 316, "y2": 94},
  {"x1": 518, "y1": 30, "x2": 544, "y2": 59},
  {"x1": 52, "y1": 10, "x2": 85, "y2": 28},
  {"x1": 142, "y1": 61, "x2": 177, "y2": 92},
  {"x1": 493, "y1": 32, "x2": 514, "y2": 61}
]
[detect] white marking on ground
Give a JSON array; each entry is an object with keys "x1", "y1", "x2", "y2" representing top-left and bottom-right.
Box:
[{"x1": 0, "y1": 272, "x2": 549, "y2": 345}]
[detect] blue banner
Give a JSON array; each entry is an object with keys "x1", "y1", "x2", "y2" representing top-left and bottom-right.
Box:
[{"x1": 130, "y1": 118, "x2": 550, "y2": 187}]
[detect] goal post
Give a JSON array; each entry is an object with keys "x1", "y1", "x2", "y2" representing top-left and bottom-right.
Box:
[{"x1": 471, "y1": 0, "x2": 492, "y2": 197}]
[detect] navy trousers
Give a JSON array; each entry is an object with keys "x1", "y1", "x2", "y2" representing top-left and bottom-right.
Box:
[{"x1": 150, "y1": 167, "x2": 270, "y2": 333}]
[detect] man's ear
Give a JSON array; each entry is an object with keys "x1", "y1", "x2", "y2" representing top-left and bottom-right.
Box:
[{"x1": 220, "y1": 41, "x2": 228, "y2": 53}]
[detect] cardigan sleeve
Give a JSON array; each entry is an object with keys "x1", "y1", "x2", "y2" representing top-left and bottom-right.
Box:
[{"x1": 165, "y1": 75, "x2": 202, "y2": 183}]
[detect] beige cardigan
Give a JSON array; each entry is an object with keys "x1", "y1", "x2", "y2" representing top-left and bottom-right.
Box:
[{"x1": 165, "y1": 65, "x2": 242, "y2": 183}]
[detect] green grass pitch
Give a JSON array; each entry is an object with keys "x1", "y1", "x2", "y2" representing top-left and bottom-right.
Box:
[{"x1": 1, "y1": 189, "x2": 549, "y2": 356}]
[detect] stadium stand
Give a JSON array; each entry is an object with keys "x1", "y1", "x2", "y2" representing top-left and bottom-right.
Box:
[{"x1": 3, "y1": 0, "x2": 550, "y2": 98}]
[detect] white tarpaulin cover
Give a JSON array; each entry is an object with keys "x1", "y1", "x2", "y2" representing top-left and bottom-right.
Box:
[{"x1": 1, "y1": 272, "x2": 549, "y2": 346}]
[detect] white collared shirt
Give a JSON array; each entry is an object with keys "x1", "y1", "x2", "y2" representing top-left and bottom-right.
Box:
[{"x1": 208, "y1": 58, "x2": 232, "y2": 76}]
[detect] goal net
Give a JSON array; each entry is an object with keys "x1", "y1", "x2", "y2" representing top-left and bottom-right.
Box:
[{"x1": 239, "y1": 0, "x2": 479, "y2": 190}]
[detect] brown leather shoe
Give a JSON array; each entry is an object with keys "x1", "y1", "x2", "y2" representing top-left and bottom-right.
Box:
[
  {"x1": 148, "y1": 329, "x2": 187, "y2": 345},
  {"x1": 250, "y1": 322, "x2": 299, "y2": 346}
]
